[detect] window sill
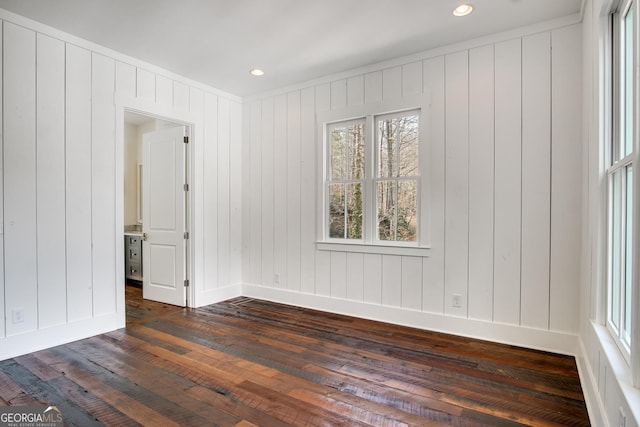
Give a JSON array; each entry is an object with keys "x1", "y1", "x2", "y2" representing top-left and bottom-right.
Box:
[
  {"x1": 591, "y1": 321, "x2": 640, "y2": 424},
  {"x1": 316, "y1": 241, "x2": 431, "y2": 257}
]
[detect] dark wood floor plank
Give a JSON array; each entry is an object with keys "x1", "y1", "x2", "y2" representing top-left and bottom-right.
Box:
[
  {"x1": 0, "y1": 359, "x2": 104, "y2": 427},
  {"x1": 47, "y1": 374, "x2": 142, "y2": 427},
  {"x1": 185, "y1": 301, "x2": 589, "y2": 425},
  {"x1": 14, "y1": 354, "x2": 63, "y2": 382},
  {"x1": 108, "y1": 328, "x2": 323, "y2": 426},
  {"x1": 70, "y1": 335, "x2": 243, "y2": 426},
  {"x1": 50, "y1": 358, "x2": 183, "y2": 427},
  {"x1": 0, "y1": 370, "x2": 42, "y2": 406},
  {"x1": 186, "y1": 385, "x2": 294, "y2": 427},
  {"x1": 199, "y1": 298, "x2": 575, "y2": 399},
  {"x1": 52, "y1": 342, "x2": 219, "y2": 427},
  {"x1": 0, "y1": 286, "x2": 590, "y2": 426},
  {"x1": 19, "y1": 351, "x2": 141, "y2": 426}
]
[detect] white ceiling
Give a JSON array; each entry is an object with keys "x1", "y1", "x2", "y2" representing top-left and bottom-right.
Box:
[{"x1": 0, "y1": 0, "x2": 582, "y2": 97}]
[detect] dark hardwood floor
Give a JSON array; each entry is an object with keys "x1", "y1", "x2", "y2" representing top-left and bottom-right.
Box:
[{"x1": 0, "y1": 285, "x2": 590, "y2": 426}]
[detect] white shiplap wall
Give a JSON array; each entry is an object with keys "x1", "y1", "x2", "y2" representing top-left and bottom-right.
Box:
[
  {"x1": 0, "y1": 12, "x2": 242, "y2": 359},
  {"x1": 243, "y1": 22, "x2": 583, "y2": 352}
]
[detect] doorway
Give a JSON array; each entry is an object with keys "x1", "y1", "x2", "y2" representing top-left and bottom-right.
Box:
[{"x1": 123, "y1": 111, "x2": 191, "y2": 307}]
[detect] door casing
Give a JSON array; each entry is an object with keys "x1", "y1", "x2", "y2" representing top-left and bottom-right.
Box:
[{"x1": 116, "y1": 102, "x2": 196, "y2": 324}]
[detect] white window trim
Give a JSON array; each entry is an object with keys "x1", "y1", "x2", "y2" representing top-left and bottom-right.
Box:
[
  {"x1": 316, "y1": 94, "x2": 431, "y2": 257},
  {"x1": 324, "y1": 118, "x2": 367, "y2": 244},
  {"x1": 630, "y1": 0, "x2": 640, "y2": 387},
  {"x1": 607, "y1": 0, "x2": 631, "y2": 364},
  {"x1": 605, "y1": 0, "x2": 640, "y2": 387}
]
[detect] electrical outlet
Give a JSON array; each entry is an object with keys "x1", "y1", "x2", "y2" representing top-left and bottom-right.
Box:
[
  {"x1": 618, "y1": 407, "x2": 626, "y2": 427},
  {"x1": 12, "y1": 308, "x2": 25, "y2": 324},
  {"x1": 452, "y1": 294, "x2": 462, "y2": 308},
  {"x1": 274, "y1": 273, "x2": 280, "y2": 284}
]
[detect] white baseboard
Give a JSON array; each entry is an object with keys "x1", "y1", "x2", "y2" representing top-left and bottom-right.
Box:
[
  {"x1": 241, "y1": 284, "x2": 579, "y2": 356},
  {"x1": 194, "y1": 284, "x2": 242, "y2": 308},
  {"x1": 0, "y1": 313, "x2": 120, "y2": 361},
  {"x1": 575, "y1": 336, "x2": 607, "y2": 427}
]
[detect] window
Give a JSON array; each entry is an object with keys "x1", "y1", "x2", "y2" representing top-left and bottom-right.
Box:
[
  {"x1": 608, "y1": 0, "x2": 635, "y2": 358},
  {"x1": 323, "y1": 107, "x2": 425, "y2": 251},
  {"x1": 375, "y1": 112, "x2": 420, "y2": 242},
  {"x1": 327, "y1": 120, "x2": 365, "y2": 240}
]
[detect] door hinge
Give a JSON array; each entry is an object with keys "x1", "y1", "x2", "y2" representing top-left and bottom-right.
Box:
[
  {"x1": 183, "y1": 136, "x2": 189, "y2": 144},
  {"x1": 184, "y1": 183, "x2": 189, "y2": 191},
  {"x1": 184, "y1": 232, "x2": 189, "y2": 239},
  {"x1": 184, "y1": 279, "x2": 189, "y2": 287}
]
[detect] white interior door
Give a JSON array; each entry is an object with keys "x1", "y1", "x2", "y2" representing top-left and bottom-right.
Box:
[{"x1": 142, "y1": 126, "x2": 187, "y2": 306}]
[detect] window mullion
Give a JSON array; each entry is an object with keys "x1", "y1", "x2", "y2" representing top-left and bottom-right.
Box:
[
  {"x1": 364, "y1": 115, "x2": 375, "y2": 244},
  {"x1": 620, "y1": 169, "x2": 628, "y2": 338},
  {"x1": 343, "y1": 184, "x2": 348, "y2": 239},
  {"x1": 394, "y1": 179, "x2": 399, "y2": 240}
]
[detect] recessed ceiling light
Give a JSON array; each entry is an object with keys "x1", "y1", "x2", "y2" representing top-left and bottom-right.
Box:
[
  {"x1": 250, "y1": 68, "x2": 265, "y2": 76},
  {"x1": 453, "y1": 3, "x2": 473, "y2": 17}
]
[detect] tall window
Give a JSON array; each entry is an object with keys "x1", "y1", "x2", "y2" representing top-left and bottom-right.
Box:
[
  {"x1": 325, "y1": 109, "x2": 421, "y2": 245},
  {"x1": 608, "y1": 0, "x2": 635, "y2": 358},
  {"x1": 327, "y1": 120, "x2": 365, "y2": 240}
]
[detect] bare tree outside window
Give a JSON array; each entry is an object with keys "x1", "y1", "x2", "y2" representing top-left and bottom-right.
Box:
[
  {"x1": 325, "y1": 110, "x2": 420, "y2": 245},
  {"x1": 328, "y1": 122, "x2": 364, "y2": 239},
  {"x1": 376, "y1": 113, "x2": 419, "y2": 241}
]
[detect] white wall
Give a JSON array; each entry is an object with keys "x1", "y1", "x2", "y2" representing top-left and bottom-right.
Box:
[
  {"x1": 0, "y1": 10, "x2": 243, "y2": 360},
  {"x1": 124, "y1": 122, "x2": 140, "y2": 226},
  {"x1": 243, "y1": 19, "x2": 583, "y2": 355},
  {"x1": 578, "y1": 0, "x2": 640, "y2": 426}
]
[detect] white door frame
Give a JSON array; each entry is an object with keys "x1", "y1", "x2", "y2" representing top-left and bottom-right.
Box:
[
  {"x1": 115, "y1": 97, "x2": 198, "y2": 324},
  {"x1": 142, "y1": 125, "x2": 189, "y2": 306}
]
